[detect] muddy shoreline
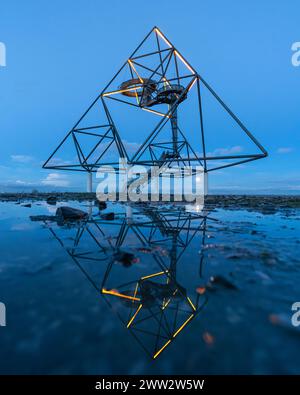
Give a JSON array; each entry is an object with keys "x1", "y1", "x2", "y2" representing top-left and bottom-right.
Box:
[{"x1": 0, "y1": 192, "x2": 300, "y2": 213}]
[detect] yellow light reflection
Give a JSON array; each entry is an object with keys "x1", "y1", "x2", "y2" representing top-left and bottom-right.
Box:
[
  {"x1": 133, "y1": 282, "x2": 139, "y2": 301},
  {"x1": 153, "y1": 340, "x2": 171, "y2": 359},
  {"x1": 162, "y1": 289, "x2": 178, "y2": 310},
  {"x1": 187, "y1": 296, "x2": 196, "y2": 311},
  {"x1": 102, "y1": 288, "x2": 140, "y2": 302},
  {"x1": 173, "y1": 314, "x2": 194, "y2": 338},
  {"x1": 127, "y1": 304, "x2": 143, "y2": 328},
  {"x1": 141, "y1": 271, "x2": 168, "y2": 280}
]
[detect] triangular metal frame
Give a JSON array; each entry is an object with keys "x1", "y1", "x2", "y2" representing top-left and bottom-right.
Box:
[{"x1": 43, "y1": 26, "x2": 267, "y2": 174}]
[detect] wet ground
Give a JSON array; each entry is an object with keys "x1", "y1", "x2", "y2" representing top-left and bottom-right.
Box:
[{"x1": 0, "y1": 197, "x2": 299, "y2": 374}]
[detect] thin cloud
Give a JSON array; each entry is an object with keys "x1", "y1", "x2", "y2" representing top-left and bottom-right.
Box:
[
  {"x1": 11, "y1": 154, "x2": 35, "y2": 163},
  {"x1": 209, "y1": 146, "x2": 244, "y2": 156},
  {"x1": 15, "y1": 180, "x2": 35, "y2": 186},
  {"x1": 41, "y1": 173, "x2": 70, "y2": 187},
  {"x1": 277, "y1": 147, "x2": 293, "y2": 154},
  {"x1": 46, "y1": 157, "x2": 73, "y2": 166}
]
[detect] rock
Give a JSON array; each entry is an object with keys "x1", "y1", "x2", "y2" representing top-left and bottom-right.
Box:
[
  {"x1": 56, "y1": 206, "x2": 88, "y2": 221},
  {"x1": 94, "y1": 200, "x2": 107, "y2": 210},
  {"x1": 22, "y1": 203, "x2": 31, "y2": 208},
  {"x1": 46, "y1": 196, "x2": 57, "y2": 205},
  {"x1": 207, "y1": 275, "x2": 238, "y2": 291},
  {"x1": 101, "y1": 212, "x2": 115, "y2": 220}
]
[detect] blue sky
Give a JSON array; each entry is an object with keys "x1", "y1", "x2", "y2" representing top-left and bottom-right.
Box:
[{"x1": 0, "y1": 0, "x2": 299, "y2": 193}]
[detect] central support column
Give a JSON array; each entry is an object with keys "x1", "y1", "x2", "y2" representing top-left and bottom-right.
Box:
[
  {"x1": 126, "y1": 205, "x2": 133, "y2": 224},
  {"x1": 87, "y1": 172, "x2": 92, "y2": 193},
  {"x1": 170, "y1": 107, "x2": 178, "y2": 156}
]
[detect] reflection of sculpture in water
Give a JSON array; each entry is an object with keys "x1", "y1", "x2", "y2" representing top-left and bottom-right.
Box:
[{"x1": 40, "y1": 205, "x2": 213, "y2": 359}]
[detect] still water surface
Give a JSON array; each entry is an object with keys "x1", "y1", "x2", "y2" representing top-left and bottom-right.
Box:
[{"x1": 0, "y1": 200, "x2": 299, "y2": 374}]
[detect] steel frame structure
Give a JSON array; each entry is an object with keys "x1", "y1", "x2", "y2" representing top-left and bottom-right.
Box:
[
  {"x1": 43, "y1": 26, "x2": 267, "y2": 176},
  {"x1": 41, "y1": 205, "x2": 212, "y2": 359}
]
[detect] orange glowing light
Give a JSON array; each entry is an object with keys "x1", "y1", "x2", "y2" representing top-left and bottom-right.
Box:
[
  {"x1": 203, "y1": 332, "x2": 215, "y2": 345},
  {"x1": 102, "y1": 87, "x2": 142, "y2": 97},
  {"x1": 196, "y1": 287, "x2": 206, "y2": 295},
  {"x1": 102, "y1": 288, "x2": 141, "y2": 302}
]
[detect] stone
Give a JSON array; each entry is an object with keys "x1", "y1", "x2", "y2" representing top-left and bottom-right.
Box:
[
  {"x1": 94, "y1": 200, "x2": 107, "y2": 210},
  {"x1": 56, "y1": 206, "x2": 88, "y2": 221},
  {"x1": 101, "y1": 212, "x2": 115, "y2": 220},
  {"x1": 46, "y1": 196, "x2": 57, "y2": 205}
]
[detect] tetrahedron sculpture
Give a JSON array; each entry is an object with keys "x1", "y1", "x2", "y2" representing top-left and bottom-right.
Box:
[{"x1": 43, "y1": 26, "x2": 267, "y2": 175}]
